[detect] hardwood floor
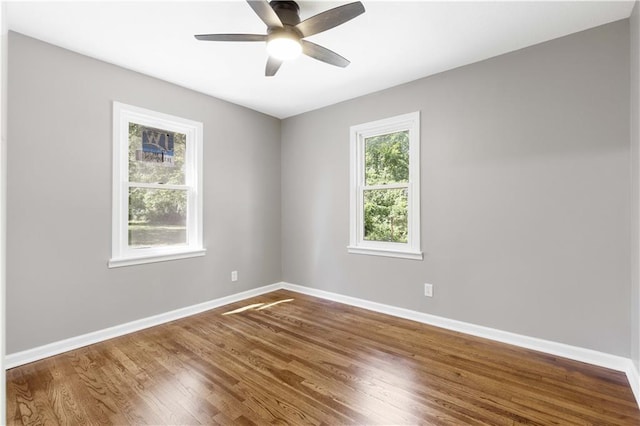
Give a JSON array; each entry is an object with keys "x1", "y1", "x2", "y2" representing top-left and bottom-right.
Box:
[{"x1": 6, "y1": 289, "x2": 640, "y2": 425}]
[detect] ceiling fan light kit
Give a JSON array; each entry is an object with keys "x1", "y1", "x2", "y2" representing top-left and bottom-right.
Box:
[
  {"x1": 266, "y1": 30, "x2": 302, "y2": 61},
  {"x1": 195, "y1": 0, "x2": 365, "y2": 77}
]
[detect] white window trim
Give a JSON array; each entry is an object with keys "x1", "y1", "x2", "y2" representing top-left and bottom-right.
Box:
[
  {"x1": 109, "y1": 102, "x2": 205, "y2": 268},
  {"x1": 348, "y1": 111, "x2": 422, "y2": 260}
]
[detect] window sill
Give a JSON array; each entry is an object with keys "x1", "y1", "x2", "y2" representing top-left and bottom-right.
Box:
[
  {"x1": 347, "y1": 246, "x2": 423, "y2": 260},
  {"x1": 108, "y1": 248, "x2": 206, "y2": 268}
]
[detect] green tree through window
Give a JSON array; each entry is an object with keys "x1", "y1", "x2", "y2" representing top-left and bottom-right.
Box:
[
  {"x1": 363, "y1": 131, "x2": 409, "y2": 243},
  {"x1": 364, "y1": 131, "x2": 409, "y2": 185},
  {"x1": 128, "y1": 123, "x2": 188, "y2": 247}
]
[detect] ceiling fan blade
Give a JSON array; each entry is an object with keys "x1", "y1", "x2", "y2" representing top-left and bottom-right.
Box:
[
  {"x1": 301, "y1": 40, "x2": 350, "y2": 68},
  {"x1": 247, "y1": 0, "x2": 283, "y2": 29},
  {"x1": 265, "y1": 56, "x2": 283, "y2": 77},
  {"x1": 295, "y1": 1, "x2": 365, "y2": 37},
  {"x1": 195, "y1": 34, "x2": 267, "y2": 42}
]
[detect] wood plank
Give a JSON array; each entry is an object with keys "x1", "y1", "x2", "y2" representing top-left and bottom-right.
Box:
[{"x1": 6, "y1": 289, "x2": 640, "y2": 425}]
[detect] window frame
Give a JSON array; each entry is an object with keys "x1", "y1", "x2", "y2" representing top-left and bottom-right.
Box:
[
  {"x1": 348, "y1": 111, "x2": 422, "y2": 260},
  {"x1": 109, "y1": 102, "x2": 205, "y2": 268}
]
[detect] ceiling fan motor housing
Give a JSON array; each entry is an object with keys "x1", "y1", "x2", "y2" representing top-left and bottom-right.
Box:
[{"x1": 269, "y1": 1, "x2": 301, "y2": 26}]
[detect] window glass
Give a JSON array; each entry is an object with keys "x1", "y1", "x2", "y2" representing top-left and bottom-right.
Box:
[
  {"x1": 364, "y1": 188, "x2": 408, "y2": 243},
  {"x1": 128, "y1": 123, "x2": 186, "y2": 185},
  {"x1": 364, "y1": 131, "x2": 409, "y2": 185},
  {"x1": 128, "y1": 188, "x2": 187, "y2": 248}
]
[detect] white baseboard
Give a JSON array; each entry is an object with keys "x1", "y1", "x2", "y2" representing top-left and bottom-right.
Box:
[
  {"x1": 281, "y1": 282, "x2": 640, "y2": 407},
  {"x1": 5, "y1": 283, "x2": 281, "y2": 369},
  {"x1": 6, "y1": 280, "x2": 640, "y2": 409},
  {"x1": 626, "y1": 360, "x2": 640, "y2": 405}
]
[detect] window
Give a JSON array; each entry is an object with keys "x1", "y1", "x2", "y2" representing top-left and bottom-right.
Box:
[
  {"x1": 348, "y1": 111, "x2": 422, "y2": 260},
  {"x1": 109, "y1": 102, "x2": 204, "y2": 268}
]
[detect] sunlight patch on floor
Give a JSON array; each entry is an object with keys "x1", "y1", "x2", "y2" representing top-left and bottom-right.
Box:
[
  {"x1": 222, "y1": 299, "x2": 294, "y2": 315},
  {"x1": 256, "y1": 299, "x2": 294, "y2": 310}
]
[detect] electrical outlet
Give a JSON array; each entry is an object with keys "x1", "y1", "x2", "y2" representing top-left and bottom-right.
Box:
[
  {"x1": 424, "y1": 283, "x2": 433, "y2": 297},
  {"x1": 231, "y1": 271, "x2": 238, "y2": 282}
]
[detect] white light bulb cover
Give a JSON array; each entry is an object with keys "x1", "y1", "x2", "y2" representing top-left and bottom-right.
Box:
[{"x1": 266, "y1": 35, "x2": 302, "y2": 61}]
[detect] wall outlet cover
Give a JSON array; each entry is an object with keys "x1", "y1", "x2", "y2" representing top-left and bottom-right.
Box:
[{"x1": 424, "y1": 283, "x2": 433, "y2": 297}]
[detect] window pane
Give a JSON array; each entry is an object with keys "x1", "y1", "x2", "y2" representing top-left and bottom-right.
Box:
[
  {"x1": 365, "y1": 131, "x2": 409, "y2": 185},
  {"x1": 128, "y1": 123, "x2": 186, "y2": 185},
  {"x1": 128, "y1": 187, "x2": 187, "y2": 248},
  {"x1": 364, "y1": 188, "x2": 408, "y2": 243}
]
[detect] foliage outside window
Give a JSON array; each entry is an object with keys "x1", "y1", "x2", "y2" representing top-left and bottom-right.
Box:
[
  {"x1": 349, "y1": 112, "x2": 422, "y2": 260},
  {"x1": 110, "y1": 102, "x2": 204, "y2": 268}
]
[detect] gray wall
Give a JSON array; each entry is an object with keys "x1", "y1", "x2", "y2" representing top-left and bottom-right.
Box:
[
  {"x1": 631, "y1": 0, "x2": 640, "y2": 370},
  {"x1": 7, "y1": 32, "x2": 282, "y2": 354},
  {"x1": 282, "y1": 21, "x2": 631, "y2": 356}
]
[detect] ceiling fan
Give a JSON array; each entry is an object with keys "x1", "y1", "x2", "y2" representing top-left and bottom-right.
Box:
[{"x1": 195, "y1": 0, "x2": 366, "y2": 77}]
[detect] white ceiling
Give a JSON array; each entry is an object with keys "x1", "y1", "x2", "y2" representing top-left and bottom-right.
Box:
[{"x1": 6, "y1": 1, "x2": 635, "y2": 118}]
